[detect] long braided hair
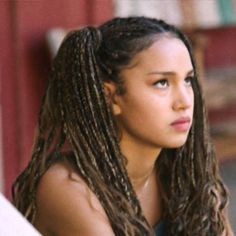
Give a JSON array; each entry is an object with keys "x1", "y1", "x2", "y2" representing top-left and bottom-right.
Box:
[{"x1": 13, "y1": 17, "x2": 229, "y2": 235}]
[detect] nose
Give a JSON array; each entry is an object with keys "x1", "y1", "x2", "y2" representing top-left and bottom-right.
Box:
[{"x1": 172, "y1": 85, "x2": 193, "y2": 111}]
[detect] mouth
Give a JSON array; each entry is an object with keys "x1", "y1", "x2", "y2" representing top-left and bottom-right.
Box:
[{"x1": 170, "y1": 117, "x2": 191, "y2": 132}]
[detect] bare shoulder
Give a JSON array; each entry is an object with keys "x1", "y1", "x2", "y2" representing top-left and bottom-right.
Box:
[{"x1": 35, "y1": 159, "x2": 114, "y2": 236}]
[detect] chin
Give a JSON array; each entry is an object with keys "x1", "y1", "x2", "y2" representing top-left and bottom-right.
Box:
[{"x1": 165, "y1": 137, "x2": 188, "y2": 148}]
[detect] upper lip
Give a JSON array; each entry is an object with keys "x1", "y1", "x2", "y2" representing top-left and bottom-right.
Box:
[{"x1": 171, "y1": 116, "x2": 191, "y2": 125}]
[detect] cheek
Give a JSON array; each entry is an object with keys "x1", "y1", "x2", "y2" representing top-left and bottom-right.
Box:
[{"x1": 118, "y1": 93, "x2": 167, "y2": 128}]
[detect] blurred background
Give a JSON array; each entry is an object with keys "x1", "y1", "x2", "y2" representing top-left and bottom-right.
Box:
[{"x1": 1, "y1": 0, "x2": 236, "y2": 232}]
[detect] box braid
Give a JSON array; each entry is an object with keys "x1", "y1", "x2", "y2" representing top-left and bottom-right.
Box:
[{"x1": 13, "y1": 17, "x2": 229, "y2": 236}]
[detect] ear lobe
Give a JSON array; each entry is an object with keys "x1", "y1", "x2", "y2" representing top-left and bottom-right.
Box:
[
  {"x1": 104, "y1": 82, "x2": 122, "y2": 115},
  {"x1": 112, "y1": 103, "x2": 121, "y2": 115}
]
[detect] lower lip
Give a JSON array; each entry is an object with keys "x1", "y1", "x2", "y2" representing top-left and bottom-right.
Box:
[{"x1": 171, "y1": 122, "x2": 190, "y2": 132}]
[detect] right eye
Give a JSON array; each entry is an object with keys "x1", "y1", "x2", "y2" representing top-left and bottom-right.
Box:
[{"x1": 153, "y1": 79, "x2": 169, "y2": 89}]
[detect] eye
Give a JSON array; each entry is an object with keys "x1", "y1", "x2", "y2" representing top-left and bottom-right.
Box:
[
  {"x1": 184, "y1": 76, "x2": 194, "y2": 86},
  {"x1": 154, "y1": 79, "x2": 169, "y2": 89}
]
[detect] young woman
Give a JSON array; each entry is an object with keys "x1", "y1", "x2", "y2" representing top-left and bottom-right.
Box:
[{"x1": 12, "y1": 17, "x2": 234, "y2": 236}]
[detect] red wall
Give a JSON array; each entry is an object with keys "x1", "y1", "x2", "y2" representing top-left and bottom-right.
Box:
[
  {"x1": 0, "y1": 0, "x2": 113, "y2": 198},
  {"x1": 199, "y1": 25, "x2": 236, "y2": 69}
]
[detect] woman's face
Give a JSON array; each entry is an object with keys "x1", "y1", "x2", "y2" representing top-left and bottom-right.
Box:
[{"x1": 114, "y1": 36, "x2": 194, "y2": 150}]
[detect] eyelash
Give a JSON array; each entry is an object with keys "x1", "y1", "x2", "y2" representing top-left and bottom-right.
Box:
[
  {"x1": 185, "y1": 76, "x2": 194, "y2": 86},
  {"x1": 153, "y1": 76, "x2": 194, "y2": 88},
  {"x1": 154, "y1": 79, "x2": 168, "y2": 88}
]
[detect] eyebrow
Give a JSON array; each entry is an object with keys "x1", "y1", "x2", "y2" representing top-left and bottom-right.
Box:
[{"x1": 146, "y1": 69, "x2": 194, "y2": 76}]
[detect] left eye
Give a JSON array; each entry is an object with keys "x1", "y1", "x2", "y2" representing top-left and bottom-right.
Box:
[
  {"x1": 184, "y1": 76, "x2": 193, "y2": 86},
  {"x1": 154, "y1": 79, "x2": 169, "y2": 88}
]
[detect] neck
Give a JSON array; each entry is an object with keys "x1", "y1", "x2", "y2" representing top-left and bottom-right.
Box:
[
  {"x1": 130, "y1": 165, "x2": 156, "y2": 193},
  {"x1": 119, "y1": 133, "x2": 163, "y2": 224},
  {"x1": 119, "y1": 135, "x2": 161, "y2": 190}
]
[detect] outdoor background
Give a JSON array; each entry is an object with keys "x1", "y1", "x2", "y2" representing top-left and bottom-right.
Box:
[{"x1": 1, "y1": 0, "x2": 236, "y2": 232}]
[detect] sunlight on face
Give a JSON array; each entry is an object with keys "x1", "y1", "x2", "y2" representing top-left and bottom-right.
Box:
[{"x1": 115, "y1": 36, "x2": 194, "y2": 151}]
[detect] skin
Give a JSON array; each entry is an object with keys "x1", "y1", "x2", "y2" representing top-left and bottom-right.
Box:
[{"x1": 34, "y1": 36, "x2": 195, "y2": 235}]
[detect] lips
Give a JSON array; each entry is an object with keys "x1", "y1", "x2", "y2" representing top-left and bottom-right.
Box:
[{"x1": 170, "y1": 117, "x2": 191, "y2": 132}]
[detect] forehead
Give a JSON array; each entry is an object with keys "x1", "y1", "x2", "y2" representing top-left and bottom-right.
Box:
[{"x1": 129, "y1": 36, "x2": 193, "y2": 73}]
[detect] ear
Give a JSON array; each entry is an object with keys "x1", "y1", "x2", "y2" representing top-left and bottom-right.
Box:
[{"x1": 104, "y1": 81, "x2": 122, "y2": 115}]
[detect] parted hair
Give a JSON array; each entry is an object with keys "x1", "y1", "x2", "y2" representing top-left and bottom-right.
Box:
[{"x1": 12, "y1": 17, "x2": 229, "y2": 235}]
